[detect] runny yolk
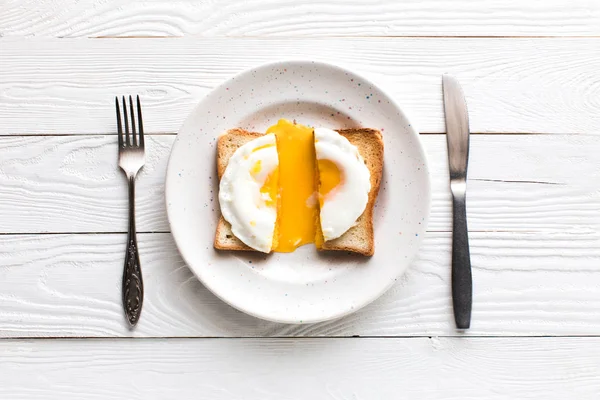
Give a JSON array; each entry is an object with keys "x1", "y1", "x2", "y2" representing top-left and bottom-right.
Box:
[
  {"x1": 260, "y1": 168, "x2": 279, "y2": 208},
  {"x1": 253, "y1": 143, "x2": 278, "y2": 208},
  {"x1": 266, "y1": 119, "x2": 317, "y2": 252},
  {"x1": 252, "y1": 143, "x2": 275, "y2": 153},
  {"x1": 250, "y1": 160, "x2": 262, "y2": 175},
  {"x1": 258, "y1": 160, "x2": 280, "y2": 249},
  {"x1": 317, "y1": 159, "x2": 342, "y2": 207}
]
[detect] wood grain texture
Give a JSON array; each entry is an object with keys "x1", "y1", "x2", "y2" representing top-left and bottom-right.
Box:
[
  {"x1": 1, "y1": 338, "x2": 600, "y2": 399},
  {"x1": 0, "y1": 134, "x2": 598, "y2": 234},
  {"x1": 1, "y1": 0, "x2": 599, "y2": 38},
  {"x1": 1, "y1": 38, "x2": 600, "y2": 135},
  {"x1": 1, "y1": 230, "x2": 599, "y2": 337},
  {"x1": 0, "y1": 135, "x2": 171, "y2": 233}
]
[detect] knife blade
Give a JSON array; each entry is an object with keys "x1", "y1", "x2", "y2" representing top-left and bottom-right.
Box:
[{"x1": 442, "y1": 75, "x2": 472, "y2": 329}]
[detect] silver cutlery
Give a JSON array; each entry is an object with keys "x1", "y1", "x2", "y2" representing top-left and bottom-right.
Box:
[
  {"x1": 442, "y1": 75, "x2": 472, "y2": 329},
  {"x1": 116, "y1": 95, "x2": 145, "y2": 327}
]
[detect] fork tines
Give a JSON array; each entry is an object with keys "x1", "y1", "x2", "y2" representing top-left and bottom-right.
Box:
[{"x1": 115, "y1": 95, "x2": 144, "y2": 149}]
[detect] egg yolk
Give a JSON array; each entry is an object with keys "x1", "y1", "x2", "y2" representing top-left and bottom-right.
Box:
[
  {"x1": 260, "y1": 169, "x2": 279, "y2": 208},
  {"x1": 251, "y1": 160, "x2": 262, "y2": 175},
  {"x1": 266, "y1": 119, "x2": 318, "y2": 252},
  {"x1": 251, "y1": 143, "x2": 278, "y2": 208},
  {"x1": 317, "y1": 159, "x2": 342, "y2": 207}
]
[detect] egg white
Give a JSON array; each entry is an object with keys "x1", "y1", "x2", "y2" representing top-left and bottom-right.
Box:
[
  {"x1": 219, "y1": 134, "x2": 278, "y2": 253},
  {"x1": 314, "y1": 128, "x2": 371, "y2": 241}
]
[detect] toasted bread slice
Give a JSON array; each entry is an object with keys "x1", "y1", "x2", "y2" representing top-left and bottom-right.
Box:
[
  {"x1": 214, "y1": 127, "x2": 384, "y2": 255},
  {"x1": 318, "y1": 128, "x2": 384, "y2": 256}
]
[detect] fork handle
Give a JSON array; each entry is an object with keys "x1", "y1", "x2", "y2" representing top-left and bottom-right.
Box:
[
  {"x1": 122, "y1": 176, "x2": 143, "y2": 327},
  {"x1": 451, "y1": 192, "x2": 472, "y2": 329}
]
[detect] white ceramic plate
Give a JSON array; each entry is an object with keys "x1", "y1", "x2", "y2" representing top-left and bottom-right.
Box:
[{"x1": 166, "y1": 61, "x2": 430, "y2": 324}]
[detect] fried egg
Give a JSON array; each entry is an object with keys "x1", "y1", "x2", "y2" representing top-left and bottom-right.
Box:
[
  {"x1": 218, "y1": 133, "x2": 279, "y2": 253},
  {"x1": 219, "y1": 119, "x2": 371, "y2": 253},
  {"x1": 314, "y1": 127, "x2": 371, "y2": 241}
]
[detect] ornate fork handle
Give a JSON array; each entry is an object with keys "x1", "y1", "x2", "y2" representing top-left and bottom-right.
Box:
[
  {"x1": 122, "y1": 175, "x2": 143, "y2": 326},
  {"x1": 117, "y1": 95, "x2": 145, "y2": 327}
]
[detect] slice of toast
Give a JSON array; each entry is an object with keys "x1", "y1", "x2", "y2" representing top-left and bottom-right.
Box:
[{"x1": 214, "y1": 128, "x2": 384, "y2": 255}]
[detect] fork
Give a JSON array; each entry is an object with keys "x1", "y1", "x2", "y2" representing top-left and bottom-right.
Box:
[{"x1": 116, "y1": 95, "x2": 145, "y2": 327}]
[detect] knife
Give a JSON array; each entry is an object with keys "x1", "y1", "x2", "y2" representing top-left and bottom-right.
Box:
[{"x1": 442, "y1": 75, "x2": 472, "y2": 329}]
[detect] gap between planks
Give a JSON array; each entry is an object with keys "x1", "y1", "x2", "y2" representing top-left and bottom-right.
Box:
[
  {"x1": 2, "y1": 335, "x2": 600, "y2": 340},
  {"x1": 0, "y1": 132, "x2": 584, "y2": 137},
  {"x1": 0, "y1": 228, "x2": 574, "y2": 235},
  {"x1": 86, "y1": 35, "x2": 600, "y2": 39}
]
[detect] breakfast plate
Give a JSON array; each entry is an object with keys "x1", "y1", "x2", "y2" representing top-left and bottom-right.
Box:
[{"x1": 165, "y1": 60, "x2": 430, "y2": 324}]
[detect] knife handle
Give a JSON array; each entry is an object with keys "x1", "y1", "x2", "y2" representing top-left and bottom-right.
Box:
[{"x1": 451, "y1": 189, "x2": 472, "y2": 329}]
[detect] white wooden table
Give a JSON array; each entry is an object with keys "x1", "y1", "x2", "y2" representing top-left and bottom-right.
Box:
[{"x1": 1, "y1": 1, "x2": 600, "y2": 398}]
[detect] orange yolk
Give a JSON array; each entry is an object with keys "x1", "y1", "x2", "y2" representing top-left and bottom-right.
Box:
[
  {"x1": 251, "y1": 159, "x2": 262, "y2": 175},
  {"x1": 260, "y1": 168, "x2": 279, "y2": 208},
  {"x1": 252, "y1": 143, "x2": 276, "y2": 153},
  {"x1": 317, "y1": 159, "x2": 342, "y2": 207},
  {"x1": 266, "y1": 119, "x2": 318, "y2": 252},
  {"x1": 315, "y1": 160, "x2": 342, "y2": 248},
  {"x1": 252, "y1": 143, "x2": 278, "y2": 208},
  {"x1": 257, "y1": 120, "x2": 344, "y2": 252}
]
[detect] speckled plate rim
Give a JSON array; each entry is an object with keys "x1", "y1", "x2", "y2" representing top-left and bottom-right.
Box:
[{"x1": 165, "y1": 60, "x2": 431, "y2": 324}]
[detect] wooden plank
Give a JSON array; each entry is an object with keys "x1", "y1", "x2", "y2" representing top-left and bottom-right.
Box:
[
  {"x1": 0, "y1": 134, "x2": 598, "y2": 234},
  {"x1": 1, "y1": 38, "x2": 599, "y2": 135},
  {"x1": 1, "y1": 0, "x2": 599, "y2": 37},
  {"x1": 0, "y1": 135, "x2": 173, "y2": 234},
  {"x1": 1, "y1": 230, "x2": 599, "y2": 337},
  {"x1": 1, "y1": 337, "x2": 599, "y2": 399}
]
